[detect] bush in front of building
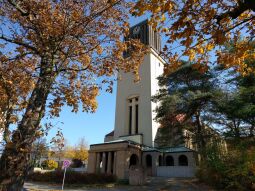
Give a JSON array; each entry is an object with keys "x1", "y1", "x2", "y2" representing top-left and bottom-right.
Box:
[
  {"x1": 41, "y1": 159, "x2": 58, "y2": 170},
  {"x1": 71, "y1": 158, "x2": 83, "y2": 168},
  {"x1": 196, "y1": 139, "x2": 255, "y2": 191},
  {"x1": 27, "y1": 170, "x2": 117, "y2": 184}
]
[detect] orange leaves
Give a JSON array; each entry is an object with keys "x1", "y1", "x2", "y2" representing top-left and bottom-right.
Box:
[
  {"x1": 0, "y1": 0, "x2": 146, "y2": 119},
  {"x1": 80, "y1": 86, "x2": 99, "y2": 113},
  {"x1": 133, "y1": 0, "x2": 255, "y2": 75},
  {"x1": 80, "y1": 55, "x2": 91, "y2": 66},
  {"x1": 64, "y1": 137, "x2": 88, "y2": 161},
  {"x1": 217, "y1": 40, "x2": 255, "y2": 75},
  {"x1": 96, "y1": 46, "x2": 103, "y2": 55}
]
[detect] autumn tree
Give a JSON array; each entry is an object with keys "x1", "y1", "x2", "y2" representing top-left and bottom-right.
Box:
[
  {"x1": 73, "y1": 137, "x2": 88, "y2": 163},
  {"x1": 0, "y1": 55, "x2": 35, "y2": 146},
  {"x1": 133, "y1": 0, "x2": 255, "y2": 75},
  {"x1": 64, "y1": 137, "x2": 88, "y2": 168},
  {"x1": 0, "y1": 0, "x2": 146, "y2": 190}
]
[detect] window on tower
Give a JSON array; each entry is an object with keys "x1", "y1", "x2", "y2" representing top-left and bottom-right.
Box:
[
  {"x1": 129, "y1": 105, "x2": 132, "y2": 135},
  {"x1": 127, "y1": 97, "x2": 139, "y2": 135},
  {"x1": 135, "y1": 104, "x2": 139, "y2": 134}
]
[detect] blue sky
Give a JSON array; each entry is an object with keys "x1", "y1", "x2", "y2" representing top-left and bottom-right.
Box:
[{"x1": 46, "y1": 15, "x2": 150, "y2": 147}]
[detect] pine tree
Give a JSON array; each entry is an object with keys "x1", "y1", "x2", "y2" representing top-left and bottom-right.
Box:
[{"x1": 154, "y1": 62, "x2": 218, "y2": 151}]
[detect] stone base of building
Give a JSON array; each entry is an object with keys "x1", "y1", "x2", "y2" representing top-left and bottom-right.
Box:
[{"x1": 87, "y1": 140, "x2": 198, "y2": 179}]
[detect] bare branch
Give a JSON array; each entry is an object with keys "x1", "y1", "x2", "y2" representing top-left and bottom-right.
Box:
[
  {"x1": 0, "y1": 35, "x2": 38, "y2": 53},
  {"x1": 7, "y1": 0, "x2": 29, "y2": 16}
]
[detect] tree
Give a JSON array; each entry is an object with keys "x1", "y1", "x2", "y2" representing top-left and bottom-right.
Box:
[
  {"x1": 0, "y1": 0, "x2": 146, "y2": 190},
  {"x1": 213, "y1": 92, "x2": 248, "y2": 138},
  {"x1": 0, "y1": 55, "x2": 35, "y2": 145},
  {"x1": 30, "y1": 137, "x2": 49, "y2": 168},
  {"x1": 41, "y1": 159, "x2": 58, "y2": 170},
  {"x1": 213, "y1": 70, "x2": 255, "y2": 138},
  {"x1": 235, "y1": 74, "x2": 255, "y2": 136},
  {"x1": 153, "y1": 62, "x2": 219, "y2": 152},
  {"x1": 50, "y1": 129, "x2": 65, "y2": 163},
  {"x1": 132, "y1": 0, "x2": 255, "y2": 75},
  {"x1": 73, "y1": 137, "x2": 88, "y2": 162},
  {"x1": 64, "y1": 137, "x2": 88, "y2": 167}
]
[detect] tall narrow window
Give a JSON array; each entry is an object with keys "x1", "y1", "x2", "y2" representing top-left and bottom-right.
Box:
[
  {"x1": 135, "y1": 104, "x2": 138, "y2": 134},
  {"x1": 129, "y1": 106, "x2": 132, "y2": 135}
]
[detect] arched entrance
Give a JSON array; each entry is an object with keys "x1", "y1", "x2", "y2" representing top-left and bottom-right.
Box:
[
  {"x1": 129, "y1": 154, "x2": 139, "y2": 167},
  {"x1": 146, "y1": 154, "x2": 152, "y2": 167},
  {"x1": 165, "y1": 155, "x2": 174, "y2": 166},
  {"x1": 145, "y1": 154, "x2": 152, "y2": 176},
  {"x1": 158, "y1": 155, "x2": 162, "y2": 166},
  {"x1": 179, "y1": 155, "x2": 188, "y2": 166}
]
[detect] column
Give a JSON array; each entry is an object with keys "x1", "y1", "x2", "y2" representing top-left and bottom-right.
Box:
[
  {"x1": 113, "y1": 152, "x2": 117, "y2": 174},
  {"x1": 149, "y1": 25, "x2": 152, "y2": 45},
  {"x1": 96, "y1": 152, "x2": 101, "y2": 173},
  {"x1": 107, "y1": 152, "x2": 112, "y2": 174},
  {"x1": 87, "y1": 152, "x2": 97, "y2": 173},
  {"x1": 131, "y1": 99, "x2": 136, "y2": 134},
  {"x1": 101, "y1": 152, "x2": 106, "y2": 173}
]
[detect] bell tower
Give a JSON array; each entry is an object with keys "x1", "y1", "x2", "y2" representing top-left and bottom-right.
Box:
[
  {"x1": 112, "y1": 20, "x2": 165, "y2": 147},
  {"x1": 129, "y1": 20, "x2": 161, "y2": 52}
]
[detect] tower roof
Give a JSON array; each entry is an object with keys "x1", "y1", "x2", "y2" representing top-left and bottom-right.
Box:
[{"x1": 126, "y1": 19, "x2": 161, "y2": 53}]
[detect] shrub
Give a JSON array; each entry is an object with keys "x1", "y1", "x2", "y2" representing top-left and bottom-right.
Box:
[
  {"x1": 27, "y1": 171, "x2": 117, "y2": 185},
  {"x1": 71, "y1": 159, "x2": 83, "y2": 168},
  {"x1": 197, "y1": 139, "x2": 255, "y2": 191},
  {"x1": 41, "y1": 159, "x2": 58, "y2": 170}
]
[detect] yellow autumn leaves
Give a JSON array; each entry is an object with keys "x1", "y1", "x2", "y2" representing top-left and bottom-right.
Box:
[{"x1": 133, "y1": 0, "x2": 255, "y2": 75}]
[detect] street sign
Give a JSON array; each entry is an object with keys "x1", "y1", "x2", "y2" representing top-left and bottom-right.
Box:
[
  {"x1": 63, "y1": 160, "x2": 71, "y2": 168},
  {"x1": 62, "y1": 160, "x2": 71, "y2": 190}
]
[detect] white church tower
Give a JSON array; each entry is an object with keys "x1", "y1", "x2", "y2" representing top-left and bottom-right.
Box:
[
  {"x1": 88, "y1": 20, "x2": 198, "y2": 179},
  {"x1": 110, "y1": 20, "x2": 165, "y2": 147}
]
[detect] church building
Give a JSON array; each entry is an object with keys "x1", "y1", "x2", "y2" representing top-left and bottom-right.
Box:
[{"x1": 87, "y1": 20, "x2": 198, "y2": 179}]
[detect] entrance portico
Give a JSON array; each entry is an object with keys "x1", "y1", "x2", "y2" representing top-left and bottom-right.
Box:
[{"x1": 87, "y1": 140, "x2": 142, "y2": 179}]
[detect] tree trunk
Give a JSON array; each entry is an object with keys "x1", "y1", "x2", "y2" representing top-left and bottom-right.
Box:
[
  {"x1": 195, "y1": 112, "x2": 206, "y2": 156},
  {"x1": 249, "y1": 125, "x2": 254, "y2": 137},
  {"x1": 233, "y1": 120, "x2": 241, "y2": 138},
  {"x1": 0, "y1": 57, "x2": 55, "y2": 191}
]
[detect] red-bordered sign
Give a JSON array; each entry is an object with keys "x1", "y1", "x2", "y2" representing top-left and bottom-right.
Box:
[{"x1": 63, "y1": 160, "x2": 71, "y2": 168}]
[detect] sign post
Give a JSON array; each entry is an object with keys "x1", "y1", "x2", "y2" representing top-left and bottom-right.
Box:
[{"x1": 62, "y1": 160, "x2": 71, "y2": 190}]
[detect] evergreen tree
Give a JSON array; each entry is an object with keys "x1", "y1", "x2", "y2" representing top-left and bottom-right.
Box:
[
  {"x1": 153, "y1": 62, "x2": 219, "y2": 151},
  {"x1": 214, "y1": 73, "x2": 255, "y2": 138}
]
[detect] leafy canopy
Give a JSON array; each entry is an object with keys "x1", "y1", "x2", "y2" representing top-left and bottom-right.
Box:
[{"x1": 132, "y1": 0, "x2": 255, "y2": 75}]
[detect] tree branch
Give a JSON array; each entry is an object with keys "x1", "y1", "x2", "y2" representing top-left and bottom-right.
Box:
[
  {"x1": 7, "y1": 0, "x2": 29, "y2": 16},
  {"x1": 57, "y1": 65, "x2": 90, "y2": 73},
  {"x1": 0, "y1": 35, "x2": 38, "y2": 53},
  {"x1": 216, "y1": 0, "x2": 255, "y2": 24}
]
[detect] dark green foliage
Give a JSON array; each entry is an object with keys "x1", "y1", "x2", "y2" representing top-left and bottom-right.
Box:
[
  {"x1": 154, "y1": 61, "x2": 255, "y2": 190},
  {"x1": 71, "y1": 159, "x2": 83, "y2": 168},
  {"x1": 27, "y1": 171, "x2": 117, "y2": 184},
  {"x1": 153, "y1": 62, "x2": 218, "y2": 149},
  {"x1": 213, "y1": 71, "x2": 255, "y2": 138}
]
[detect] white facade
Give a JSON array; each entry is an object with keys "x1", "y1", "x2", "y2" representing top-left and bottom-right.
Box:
[{"x1": 113, "y1": 48, "x2": 165, "y2": 147}]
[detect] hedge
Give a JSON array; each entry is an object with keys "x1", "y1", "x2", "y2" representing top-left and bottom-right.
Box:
[{"x1": 27, "y1": 171, "x2": 117, "y2": 184}]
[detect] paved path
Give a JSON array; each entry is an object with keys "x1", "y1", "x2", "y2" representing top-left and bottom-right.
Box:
[{"x1": 24, "y1": 177, "x2": 215, "y2": 191}]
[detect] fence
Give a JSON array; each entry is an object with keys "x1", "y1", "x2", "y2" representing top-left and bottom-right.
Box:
[{"x1": 156, "y1": 166, "x2": 196, "y2": 178}]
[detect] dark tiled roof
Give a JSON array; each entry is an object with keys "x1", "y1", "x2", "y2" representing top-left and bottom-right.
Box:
[
  {"x1": 159, "y1": 146, "x2": 195, "y2": 153},
  {"x1": 142, "y1": 146, "x2": 195, "y2": 153},
  {"x1": 91, "y1": 138, "x2": 196, "y2": 154}
]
